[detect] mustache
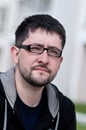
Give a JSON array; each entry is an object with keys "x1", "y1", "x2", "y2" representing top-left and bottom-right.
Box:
[{"x1": 31, "y1": 64, "x2": 51, "y2": 73}]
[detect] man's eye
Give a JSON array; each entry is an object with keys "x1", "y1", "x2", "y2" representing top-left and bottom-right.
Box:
[
  {"x1": 31, "y1": 46, "x2": 42, "y2": 51},
  {"x1": 49, "y1": 50, "x2": 58, "y2": 54}
]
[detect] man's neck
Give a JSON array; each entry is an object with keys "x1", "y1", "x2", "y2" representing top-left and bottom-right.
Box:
[{"x1": 15, "y1": 69, "x2": 44, "y2": 107}]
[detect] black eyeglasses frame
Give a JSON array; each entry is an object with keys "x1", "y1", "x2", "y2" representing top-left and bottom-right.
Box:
[{"x1": 16, "y1": 44, "x2": 62, "y2": 58}]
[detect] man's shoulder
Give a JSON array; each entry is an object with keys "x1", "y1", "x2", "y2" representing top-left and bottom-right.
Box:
[
  {"x1": 50, "y1": 84, "x2": 76, "y2": 129},
  {"x1": 50, "y1": 83, "x2": 75, "y2": 109}
]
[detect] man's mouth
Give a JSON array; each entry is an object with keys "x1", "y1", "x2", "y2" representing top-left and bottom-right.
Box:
[
  {"x1": 32, "y1": 65, "x2": 51, "y2": 73},
  {"x1": 34, "y1": 67, "x2": 49, "y2": 73}
]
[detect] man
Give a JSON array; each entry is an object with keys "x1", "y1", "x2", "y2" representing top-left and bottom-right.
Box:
[{"x1": 0, "y1": 14, "x2": 76, "y2": 130}]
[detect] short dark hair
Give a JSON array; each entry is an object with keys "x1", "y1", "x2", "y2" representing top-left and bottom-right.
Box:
[{"x1": 15, "y1": 14, "x2": 66, "y2": 49}]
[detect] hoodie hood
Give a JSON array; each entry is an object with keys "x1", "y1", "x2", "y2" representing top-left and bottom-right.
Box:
[
  {"x1": 0, "y1": 67, "x2": 59, "y2": 118},
  {"x1": 0, "y1": 67, "x2": 16, "y2": 108}
]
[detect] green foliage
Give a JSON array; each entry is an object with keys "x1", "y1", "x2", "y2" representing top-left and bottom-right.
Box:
[
  {"x1": 77, "y1": 123, "x2": 86, "y2": 130},
  {"x1": 76, "y1": 103, "x2": 86, "y2": 130},
  {"x1": 75, "y1": 103, "x2": 86, "y2": 113}
]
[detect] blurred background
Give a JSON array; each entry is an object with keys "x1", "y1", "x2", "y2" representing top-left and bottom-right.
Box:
[{"x1": 0, "y1": 0, "x2": 86, "y2": 129}]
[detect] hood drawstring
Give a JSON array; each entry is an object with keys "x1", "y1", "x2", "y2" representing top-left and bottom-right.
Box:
[
  {"x1": 55, "y1": 112, "x2": 60, "y2": 130},
  {"x1": 3, "y1": 99, "x2": 7, "y2": 130}
]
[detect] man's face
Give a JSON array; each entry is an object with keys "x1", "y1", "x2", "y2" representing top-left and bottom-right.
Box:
[{"x1": 11, "y1": 29, "x2": 63, "y2": 87}]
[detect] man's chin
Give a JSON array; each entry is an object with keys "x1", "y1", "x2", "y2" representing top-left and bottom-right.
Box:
[{"x1": 27, "y1": 77, "x2": 50, "y2": 87}]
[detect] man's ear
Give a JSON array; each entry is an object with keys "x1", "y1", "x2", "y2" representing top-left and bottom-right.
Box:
[
  {"x1": 11, "y1": 46, "x2": 19, "y2": 64},
  {"x1": 58, "y1": 56, "x2": 63, "y2": 69},
  {"x1": 60, "y1": 56, "x2": 63, "y2": 63}
]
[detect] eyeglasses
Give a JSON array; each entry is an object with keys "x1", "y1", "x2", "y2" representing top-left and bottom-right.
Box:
[{"x1": 16, "y1": 44, "x2": 62, "y2": 58}]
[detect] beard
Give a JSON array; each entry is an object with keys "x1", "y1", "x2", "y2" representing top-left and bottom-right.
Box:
[
  {"x1": 23, "y1": 73, "x2": 50, "y2": 87},
  {"x1": 18, "y1": 63, "x2": 54, "y2": 88}
]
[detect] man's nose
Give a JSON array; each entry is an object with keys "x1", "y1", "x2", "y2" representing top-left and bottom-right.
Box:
[{"x1": 38, "y1": 50, "x2": 49, "y2": 64}]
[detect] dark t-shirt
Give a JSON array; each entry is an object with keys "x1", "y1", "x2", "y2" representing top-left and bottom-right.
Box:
[{"x1": 17, "y1": 90, "x2": 45, "y2": 130}]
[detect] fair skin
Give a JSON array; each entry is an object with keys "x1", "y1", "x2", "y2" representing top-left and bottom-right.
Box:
[{"x1": 11, "y1": 29, "x2": 63, "y2": 107}]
